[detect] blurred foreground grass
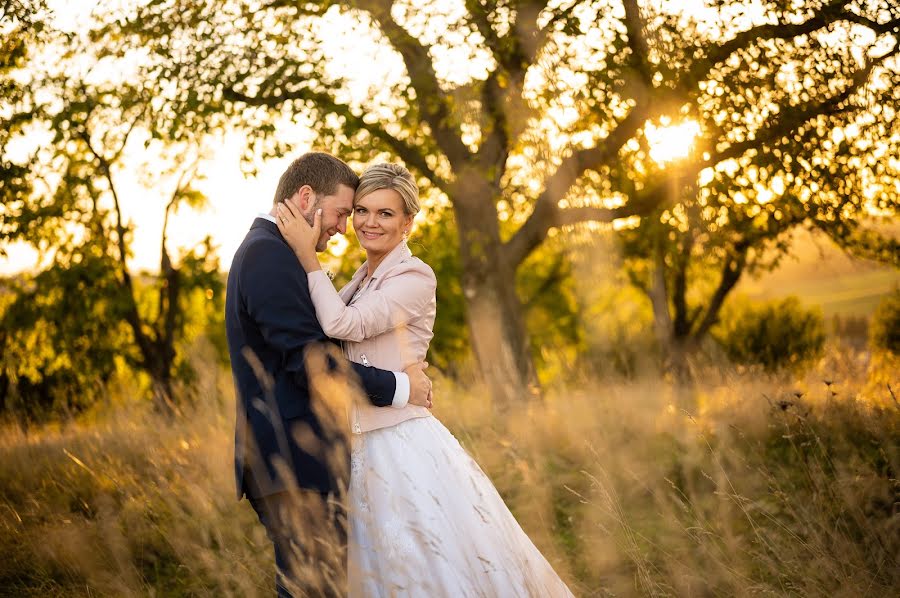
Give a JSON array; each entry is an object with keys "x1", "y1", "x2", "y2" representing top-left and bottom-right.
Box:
[{"x1": 0, "y1": 347, "x2": 897, "y2": 597}]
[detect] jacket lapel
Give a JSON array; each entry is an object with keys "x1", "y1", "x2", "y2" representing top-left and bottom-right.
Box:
[{"x1": 339, "y1": 264, "x2": 368, "y2": 304}]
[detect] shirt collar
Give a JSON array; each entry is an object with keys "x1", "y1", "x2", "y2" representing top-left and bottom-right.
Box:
[{"x1": 257, "y1": 212, "x2": 277, "y2": 224}]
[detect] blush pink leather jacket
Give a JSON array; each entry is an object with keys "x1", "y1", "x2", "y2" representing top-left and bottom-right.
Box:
[{"x1": 307, "y1": 241, "x2": 436, "y2": 433}]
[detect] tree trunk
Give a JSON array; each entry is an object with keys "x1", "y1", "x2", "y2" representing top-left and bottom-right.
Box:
[
  {"x1": 647, "y1": 239, "x2": 674, "y2": 350},
  {"x1": 451, "y1": 168, "x2": 539, "y2": 407},
  {"x1": 463, "y1": 264, "x2": 538, "y2": 407},
  {"x1": 123, "y1": 300, "x2": 178, "y2": 416},
  {"x1": 150, "y1": 371, "x2": 179, "y2": 417},
  {"x1": 667, "y1": 334, "x2": 696, "y2": 383},
  {"x1": 140, "y1": 338, "x2": 179, "y2": 417}
]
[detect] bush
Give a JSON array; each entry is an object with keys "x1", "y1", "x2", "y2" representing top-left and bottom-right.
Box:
[
  {"x1": 870, "y1": 288, "x2": 900, "y2": 354},
  {"x1": 0, "y1": 262, "x2": 128, "y2": 422},
  {"x1": 714, "y1": 295, "x2": 825, "y2": 371}
]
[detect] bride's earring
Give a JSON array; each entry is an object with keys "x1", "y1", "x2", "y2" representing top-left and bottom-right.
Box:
[{"x1": 403, "y1": 229, "x2": 409, "y2": 241}]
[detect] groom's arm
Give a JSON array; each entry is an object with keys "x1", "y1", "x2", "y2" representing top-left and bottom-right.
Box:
[
  {"x1": 241, "y1": 237, "x2": 398, "y2": 407},
  {"x1": 348, "y1": 361, "x2": 405, "y2": 408}
]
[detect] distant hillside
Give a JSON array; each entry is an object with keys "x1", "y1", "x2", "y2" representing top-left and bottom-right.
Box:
[{"x1": 740, "y1": 228, "x2": 899, "y2": 317}]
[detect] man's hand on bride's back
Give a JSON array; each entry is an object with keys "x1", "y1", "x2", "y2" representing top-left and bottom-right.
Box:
[{"x1": 404, "y1": 362, "x2": 433, "y2": 409}]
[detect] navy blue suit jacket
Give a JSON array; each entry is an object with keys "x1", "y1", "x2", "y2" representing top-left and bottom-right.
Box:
[{"x1": 225, "y1": 218, "x2": 397, "y2": 499}]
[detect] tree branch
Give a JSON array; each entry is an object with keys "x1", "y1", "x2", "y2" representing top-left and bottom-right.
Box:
[
  {"x1": 160, "y1": 159, "x2": 198, "y2": 262},
  {"x1": 696, "y1": 37, "x2": 899, "y2": 169},
  {"x1": 260, "y1": 0, "x2": 327, "y2": 15},
  {"x1": 156, "y1": 158, "x2": 198, "y2": 332},
  {"x1": 223, "y1": 86, "x2": 449, "y2": 191},
  {"x1": 692, "y1": 243, "x2": 749, "y2": 340},
  {"x1": 672, "y1": 232, "x2": 694, "y2": 337},
  {"x1": 356, "y1": 0, "x2": 471, "y2": 167},
  {"x1": 531, "y1": 0, "x2": 573, "y2": 64},
  {"x1": 106, "y1": 106, "x2": 144, "y2": 165},
  {"x1": 523, "y1": 252, "x2": 569, "y2": 309},
  {"x1": 625, "y1": 267, "x2": 648, "y2": 294},
  {"x1": 504, "y1": 105, "x2": 650, "y2": 266},
  {"x1": 676, "y1": 0, "x2": 852, "y2": 93},
  {"x1": 841, "y1": 11, "x2": 900, "y2": 35},
  {"x1": 622, "y1": 0, "x2": 654, "y2": 88},
  {"x1": 77, "y1": 129, "x2": 129, "y2": 276},
  {"x1": 465, "y1": 0, "x2": 504, "y2": 56},
  {"x1": 473, "y1": 72, "x2": 513, "y2": 180},
  {"x1": 466, "y1": 1, "x2": 546, "y2": 180},
  {"x1": 676, "y1": 2, "x2": 899, "y2": 99},
  {"x1": 511, "y1": 0, "x2": 552, "y2": 66}
]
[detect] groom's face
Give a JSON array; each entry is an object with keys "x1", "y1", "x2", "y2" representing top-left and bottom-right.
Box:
[{"x1": 307, "y1": 184, "x2": 355, "y2": 251}]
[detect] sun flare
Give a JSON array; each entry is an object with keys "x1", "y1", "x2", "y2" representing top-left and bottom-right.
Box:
[{"x1": 646, "y1": 120, "x2": 702, "y2": 165}]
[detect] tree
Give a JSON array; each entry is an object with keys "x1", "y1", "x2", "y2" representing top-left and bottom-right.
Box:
[
  {"x1": 617, "y1": 0, "x2": 899, "y2": 371},
  {"x1": 0, "y1": 21, "x2": 222, "y2": 415},
  {"x1": 101, "y1": 0, "x2": 899, "y2": 403}
]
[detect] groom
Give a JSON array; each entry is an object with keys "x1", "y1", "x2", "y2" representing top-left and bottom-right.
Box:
[{"x1": 225, "y1": 152, "x2": 433, "y2": 597}]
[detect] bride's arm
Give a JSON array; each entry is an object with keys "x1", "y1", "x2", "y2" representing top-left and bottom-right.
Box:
[
  {"x1": 275, "y1": 200, "x2": 436, "y2": 342},
  {"x1": 307, "y1": 262, "x2": 436, "y2": 342}
]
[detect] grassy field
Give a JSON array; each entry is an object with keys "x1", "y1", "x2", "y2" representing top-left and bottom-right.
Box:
[
  {"x1": 745, "y1": 268, "x2": 899, "y2": 317},
  {"x1": 0, "y1": 346, "x2": 897, "y2": 597},
  {"x1": 739, "y1": 229, "x2": 900, "y2": 317}
]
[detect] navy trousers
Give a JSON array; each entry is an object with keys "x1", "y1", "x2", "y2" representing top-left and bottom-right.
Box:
[{"x1": 249, "y1": 490, "x2": 348, "y2": 598}]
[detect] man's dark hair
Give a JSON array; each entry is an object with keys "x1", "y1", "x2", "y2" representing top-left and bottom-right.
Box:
[{"x1": 272, "y1": 152, "x2": 359, "y2": 205}]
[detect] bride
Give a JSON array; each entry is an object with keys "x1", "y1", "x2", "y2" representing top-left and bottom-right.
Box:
[{"x1": 276, "y1": 163, "x2": 574, "y2": 597}]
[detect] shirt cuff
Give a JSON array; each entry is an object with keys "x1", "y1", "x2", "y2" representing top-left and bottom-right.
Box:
[{"x1": 392, "y1": 372, "x2": 410, "y2": 408}]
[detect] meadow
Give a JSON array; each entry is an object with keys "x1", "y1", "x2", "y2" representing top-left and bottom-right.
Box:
[{"x1": 1, "y1": 341, "x2": 896, "y2": 597}]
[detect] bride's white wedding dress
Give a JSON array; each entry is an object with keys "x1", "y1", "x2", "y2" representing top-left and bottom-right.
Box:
[
  {"x1": 349, "y1": 417, "x2": 575, "y2": 597},
  {"x1": 306, "y1": 243, "x2": 574, "y2": 597}
]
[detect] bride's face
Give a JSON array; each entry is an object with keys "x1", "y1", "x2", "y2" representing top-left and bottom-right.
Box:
[{"x1": 353, "y1": 189, "x2": 413, "y2": 257}]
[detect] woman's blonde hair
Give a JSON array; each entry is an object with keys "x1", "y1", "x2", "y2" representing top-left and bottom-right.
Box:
[{"x1": 355, "y1": 163, "x2": 420, "y2": 216}]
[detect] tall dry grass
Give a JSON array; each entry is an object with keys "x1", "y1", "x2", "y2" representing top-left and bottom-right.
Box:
[{"x1": 0, "y1": 344, "x2": 897, "y2": 597}]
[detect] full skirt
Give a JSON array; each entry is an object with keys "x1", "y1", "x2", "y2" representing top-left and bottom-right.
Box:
[{"x1": 348, "y1": 416, "x2": 575, "y2": 597}]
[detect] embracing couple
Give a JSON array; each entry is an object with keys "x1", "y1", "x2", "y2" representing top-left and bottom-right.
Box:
[{"x1": 225, "y1": 152, "x2": 574, "y2": 597}]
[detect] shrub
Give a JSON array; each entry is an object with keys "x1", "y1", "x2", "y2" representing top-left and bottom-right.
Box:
[
  {"x1": 713, "y1": 295, "x2": 825, "y2": 371},
  {"x1": 869, "y1": 288, "x2": 900, "y2": 354}
]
